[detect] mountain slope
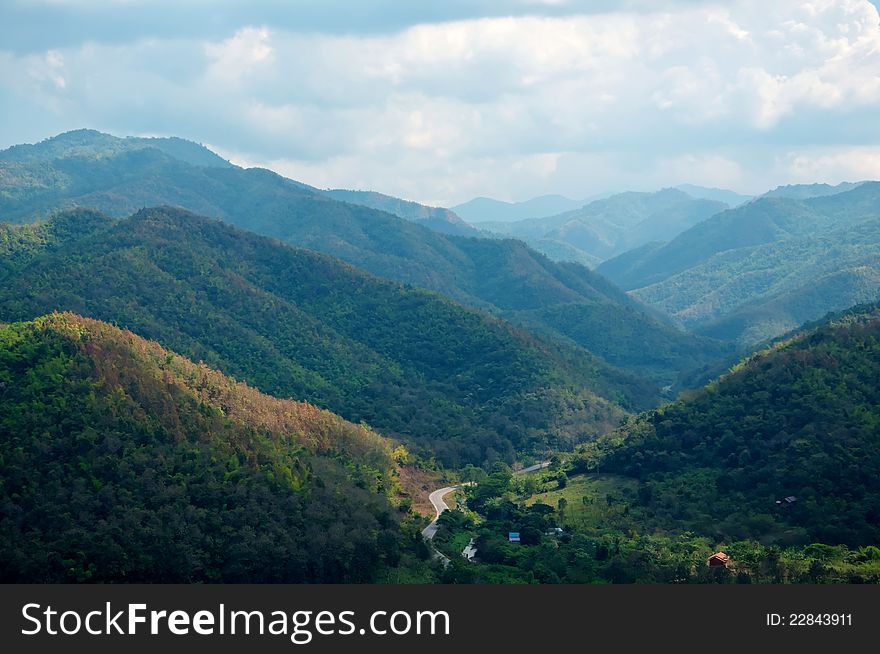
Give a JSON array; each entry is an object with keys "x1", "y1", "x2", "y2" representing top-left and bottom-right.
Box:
[
  {"x1": 635, "y1": 218, "x2": 880, "y2": 345},
  {"x1": 0, "y1": 130, "x2": 726, "y2": 387},
  {"x1": 675, "y1": 184, "x2": 752, "y2": 206},
  {"x1": 592, "y1": 305, "x2": 880, "y2": 546},
  {"x1": 598, "y1": 183, "x2": 880, "y2": 291},
  {"x1": 453, "y1": 194, "x2": 585, "y2": 223},
  {"x1": 597, "y1": 183, "x2": 880, "y2": 346},
  {"x1": 322, "y1": 188, "x2": 478, "y2": 236},
  {"x1": 0, "y1": 207, "x2": 646, "y2": 466},
  {"x1": 0, "y1": 312, "x2": 411, "y2": 582},
  {"x1": 480, "y1": 188, "x2": 727, "y2": 264},
  {"x1": 762, "y1": 181, "x2": 864, "y2": 200},
  {"x1": 0, "y1": 127, "x2": 232, "y2": 169}
]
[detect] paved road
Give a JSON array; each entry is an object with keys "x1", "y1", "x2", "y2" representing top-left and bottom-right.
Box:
[
  {"x1": 514, "y1": 461, "x2": 550, "y2": 475},
  {"x1": 421, "y1": 464, "x2": 548, "y2": 541},
  {"x1": 421, "y1": 485, "x2": 461, "y2": 540}
]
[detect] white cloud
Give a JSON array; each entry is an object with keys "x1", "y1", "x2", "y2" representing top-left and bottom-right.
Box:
[
  {"x1": 779, "y1": 147, "x2": 880, "y2": 183},
  {"x1": 1, "y1": 0, "x2": 879, "y2": 203}
]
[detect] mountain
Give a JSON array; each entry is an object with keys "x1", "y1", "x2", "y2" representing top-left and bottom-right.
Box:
[
  {"x1": 453, "y1": 194, "x2": 586, "y2": 223},
  {"x1": 0, "y1": 312, "x2": 417, "y2": 582},
  {"x1": 0, "y1": 206, "x2": 650, "y2": 466},
  {"x1": 762, "y1": 181, "x2": 865, "y2": 200},
  {"x1": 592, "y1": 305, "x2": 880, "y2": 547},
  {"x1": 0, "y1": 130, "x2": 728, "y2": 387},
  {"x1": 478, "y1": 188, "x2": 728, "y2": 264},
  {"x1": 676, "y1": 184, "x2": 753, "y2": 207},
  {"x1": 598, "y1": 183, "x2": 880, "y2": 346},
  {"x1": 637, "y1": 219, "x2": 880, "y2": 345},
  {"x1": 322, "y1": 188, "x2": 478, "y2": 236},
  {"x1": 0, "y1": 128, "x2": 232, "y2": 169}
]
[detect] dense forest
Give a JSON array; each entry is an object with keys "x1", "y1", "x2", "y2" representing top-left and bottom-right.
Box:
[
  {"x1": 432, "y1": 465, "x2": 880, "y2": 584},
  {"x1": 0, "y1": 129, "x2": 729, "y2": 387},
  {"x1": 0, "y1": 313, "x2": 431, "y2": 582},
  {"x1": 0, "y1": 207, "x2": 647, "y2": 466},
  {"x1": 586, "y1": 306, "x2": 880, "y2": 546}
]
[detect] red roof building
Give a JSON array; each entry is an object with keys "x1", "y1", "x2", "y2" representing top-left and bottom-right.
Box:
[{"x1": 708, "y1": 552, "x2": 730, "y2": 567}]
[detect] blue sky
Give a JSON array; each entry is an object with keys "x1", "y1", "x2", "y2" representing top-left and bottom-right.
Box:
[{"x1": 1, "y1": 0, "x2": 879, "y2": 205}]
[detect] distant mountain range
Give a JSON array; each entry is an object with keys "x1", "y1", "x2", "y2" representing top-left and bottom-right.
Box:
[
  {"x1": 476, "y1": 188, "x2": 728, "y2": 266},
  {"x1": 762, "y1": 181, "x2": 865, "y2": 200},
  {"x1": 674, "y1": 184, "x2": 753, "y2": 207},
  {"x1": 452, "y1": 194, "x2": 590, "y2": 223},
  {"x1": 598, "y1": 183, "x2": 880, "y2": 346},
  {"x1": 322, "y1": 188, "x2": 478, "y2": 236},
  {"x1": 0, "y1": 130, "x2": 727, "y2": 388}
]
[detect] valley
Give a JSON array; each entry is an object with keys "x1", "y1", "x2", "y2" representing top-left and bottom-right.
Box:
[{"x1": 1, "y1": 130, "x2": 878, "y2": 585}]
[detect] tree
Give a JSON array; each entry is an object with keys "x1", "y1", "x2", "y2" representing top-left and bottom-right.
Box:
[{"x1": 557, "y1": 497, "x2": 568, "y2": 520}]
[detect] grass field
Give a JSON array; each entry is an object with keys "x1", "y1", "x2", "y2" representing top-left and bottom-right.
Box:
[{"x1": 524, "y1": 473, "x2": 639, "y2": 533}]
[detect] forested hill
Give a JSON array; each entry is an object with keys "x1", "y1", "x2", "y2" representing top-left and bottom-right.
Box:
[
  {"x1": 597, "y1": 183, "x2": 880, "y2": 346},
  {"x1": 0, "y1": 312, "x2": 413, "y2": 582},
  {"x1": 322, "y1": 188, "x2": 478, "y2": 237},
  {"x1": 592, "y1": 305, "x2": 880, "y2": 546},
  {"x1": 0, "y1": 130, "x2": 729, "y2": 386},
  {"x1": 0, "y1": 207, "x2": 648, "y2": 466}
]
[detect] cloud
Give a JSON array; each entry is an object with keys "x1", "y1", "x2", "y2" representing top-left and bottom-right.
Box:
[{"x1": 1, "y1": 0, "x2": 879, "y2": 203}]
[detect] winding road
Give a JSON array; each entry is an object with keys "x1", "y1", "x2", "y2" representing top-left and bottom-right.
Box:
[
  {"x1": 421, "y1": 485, "x2": 463, "y2": 540},
  {"x1": 421, "y1": 462, "x2": 550, "y2": 542}
]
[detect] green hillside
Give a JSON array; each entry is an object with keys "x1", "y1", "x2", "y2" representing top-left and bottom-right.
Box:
[
  {"x1": 590, "y1": 305, "x2": 880, "y2": 547},
  {"x1": 0, "y1": 312, "x2": 418, "y2": 582},
  {"x1": 0, "y1": 130, "x2": 727, "y2": 387},
  {"x1": 634, "y1": 218, "x2": 880, "y2": 344},
  {"x1": 598, "y1": 184, "x2": 880, "y2": 346},
  {"x1": 0, "y1": 207, "x2": 647, "y2": 466}
]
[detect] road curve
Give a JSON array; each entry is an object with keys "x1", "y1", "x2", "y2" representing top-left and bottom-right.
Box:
[
  {"x1": 514, "y1": 461, "x2": 550, "y2": 475},
  {"x1": 421, "y1": 485, "x2": 461, "y2": 540}
]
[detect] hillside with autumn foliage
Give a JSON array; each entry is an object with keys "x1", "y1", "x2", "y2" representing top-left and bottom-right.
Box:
[{"x1": 0, "y1": 312, "x2": 430, "y2": 582}]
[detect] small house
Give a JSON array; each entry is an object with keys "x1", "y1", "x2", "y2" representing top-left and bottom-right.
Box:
[
  {"x1": 508, "y1": 532, "x2": 521, "y2": 543},
  {"x1": 708, "y1": 552, "x2": 730, "y2": 567},
  {"x1": 784, "y1": 496, "x2": 797, "y2": 504}
]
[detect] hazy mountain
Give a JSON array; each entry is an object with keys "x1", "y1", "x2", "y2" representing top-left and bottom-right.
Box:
[
  {"x1": 635, "y1": 218, "x2": 880, "y2": 345},
  {"x1": 0, "y1": 312, "x2": 412, "y2": 582},
  {"x1": 0, "y1": 206, "x2": 646, "y2": 466},
  {"x1": 675, "y1": 183, "x2": 753, "y2": 207},
  {"x1": 762, "y1": 181, "x2": 866, "y2": 200},
  {"x1": 598, "y1": 184, "x2": 880, "y2": 292},
  {"x1": 598, "y1": 183, "x2": 880, "y2": 346},
  {"x1": 453, "y1": 194, "x2": 586, "y2": 223},
  {"x1": 322, "y1": 188, "x2": 478, "y2": 236},
  {"x1": 479, "y1": 188, "x2": 728, "y2": 264},
  {"x1": 597, "y1": 304, "x2": 880, "y2": 547},
  {"x1": 0, "y1": 130, "x2": 728, "y2": 387}
]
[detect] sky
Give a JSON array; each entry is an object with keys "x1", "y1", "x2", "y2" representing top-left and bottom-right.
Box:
[{"x1": 1, "y1": 0, "x2": 879, "y2": 206}]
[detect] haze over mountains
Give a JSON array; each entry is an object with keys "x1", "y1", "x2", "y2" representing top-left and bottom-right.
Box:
[
  {"x1": 477, "y1": 188, "x2": 728, "y2": 267},
  {"x1": 598, "y1": 183, "x2": 880, "y2": 346},
  {"x1": 452, "y1": 195, "x2": 589, "y2": 223}
]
